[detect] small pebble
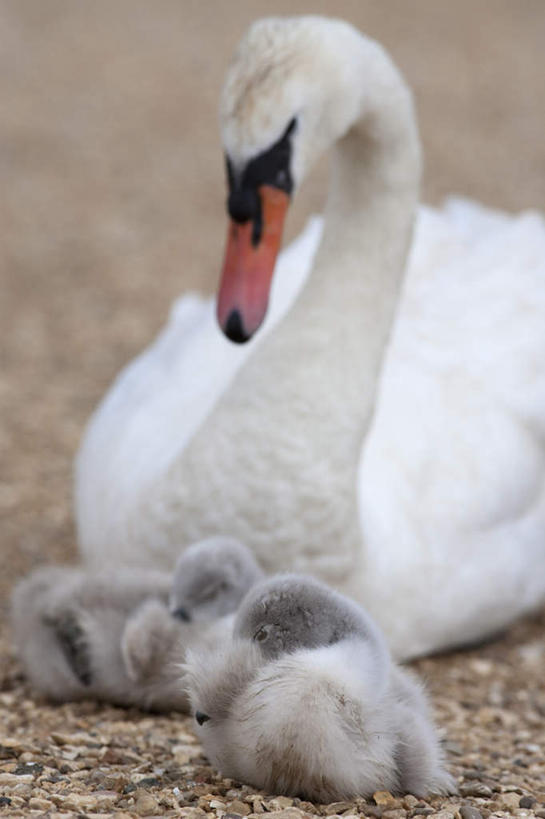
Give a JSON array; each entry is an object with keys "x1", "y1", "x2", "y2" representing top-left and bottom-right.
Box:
[
  {"x1": 123, "y1": 782, "x2": 137, "y2": 794},
  {"x1": 325, "y1": 803, "x2": 353, "y2": 814},
  {"x1": 210, "y1": 797, "x2": 227, "y2": 809},
  {"x1": 444, "y1": 742, "x2": 463, "y2": 756},
  {"x1": 459, "y1": 807, "x2": 483, "y2": 819},
  {"x1": 460, "y1": 783, "x2": 493, "y2": 798},
  {"x1": 374, "y1": 792, "x2": 398, "y2": 807},
  {"x1": 382, "y1": 809, "x2": 407, "y2": 819},
  {"x1": 228, "y1": 799, "x2": 251, "y2": 815},
  {"x1": 0, "y1": 773, "x2": 33, "y2": 785},
  {"x1": 469, "y1": 659, "x2": 493, "y2": 676},
  {"x1": 463, "y1": 769, "x2": 483, "y2": 780},
  {"x1": 267, "y1": 797, "x2": 295, "y2": 810},
  {"x1": 62, "y1": 793, "x2": 99, "y2": 811},
  {"x1": 9, "y1": 783, "x2": 32, "y2": 797},
  {"x1": 5, "y1": 796, "x2": 24, "y2": 808},
  {"x1": 297, "y1": 801, "x2": 317, "y2": 813},
  {"x1": 13, "y1": 762, "x2": 43, "y2": 776},
  {"x1": 265, "y1": 811, "x2": 305, "y2": 819},
  {"x1": 28, "y1": 797, "x2": 53, "y2": 811},
  {"x1": 137, "y1": 776, "x2": 160, "y2": 787},
  {"x1": 134, "y1": 789, "x2": 160, "y2": 815},
  {"x1": 403, "y1": 796, "x2": 419, "y2": 810},
  {"x1": 94, "y1": 790, "x2": 121, "y2": 808},
  {"x1": 0, "y1": 738, "x2": 24, "y2": 755},
  {"x1": 496, "y1": 792, "x2": 522, "y2": 810},
  {"x1": 519, "y1": 796, "x2": 535, "y2": 809}
]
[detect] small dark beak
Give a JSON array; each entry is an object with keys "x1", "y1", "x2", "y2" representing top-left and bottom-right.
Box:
[
  {"x1": 195, "y1": 710, "x2": 210, "y2": 725},
  {"x1": 171, "y1": 606, "x2": 191, "y2": 622}
]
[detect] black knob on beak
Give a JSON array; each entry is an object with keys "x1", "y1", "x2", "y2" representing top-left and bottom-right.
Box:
[{"x1": 228, "y1": 187, "x2": 259, "y2": 223}]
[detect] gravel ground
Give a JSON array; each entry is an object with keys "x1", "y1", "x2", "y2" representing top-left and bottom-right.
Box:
[
  {"x1": 1, "y1": 1, "x2": 545, "y2": 817},
  {"x1": 1, "y1": 611, "x2": 545, "y2": 818}
]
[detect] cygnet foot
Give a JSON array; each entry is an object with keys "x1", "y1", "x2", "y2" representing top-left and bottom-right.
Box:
[{"x1": 42, "y1": 608, "x2": 93, "y2": 686}]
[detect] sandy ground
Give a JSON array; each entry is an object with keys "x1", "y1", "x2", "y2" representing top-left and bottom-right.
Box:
[{"x1": 1, "y1": 1, "x2": 545, "y2": 816}]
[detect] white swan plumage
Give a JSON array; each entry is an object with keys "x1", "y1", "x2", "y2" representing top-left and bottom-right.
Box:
[{"x1": 76, "y1": 16, "x2": 545, "y2": 659}]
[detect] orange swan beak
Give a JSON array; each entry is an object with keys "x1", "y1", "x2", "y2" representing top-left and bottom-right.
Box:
[{"x1": 217, "y1": 185, "x2": 290, "y2": 343}]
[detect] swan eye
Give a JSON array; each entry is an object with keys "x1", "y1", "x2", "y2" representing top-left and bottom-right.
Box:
[
  {"x1": 254, "y1": 624, "x2": 271, "y2": 643},
  {"x1": 195, "y1": 710, "x2": 210, "y2": 726},
  {"x1": 275, "y1": 169, "x2": 287, "y2": 187}
]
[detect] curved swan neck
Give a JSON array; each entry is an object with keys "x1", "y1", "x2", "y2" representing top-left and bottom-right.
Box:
[
  {"x1": 303, "y1": 40, "x2": 421, "y2": 323},
  {"x1": 153, "y1": 26, "x2": 423, "y2": 583},
  {"x1": 272, "y1": 41, "x2": 421, "y2": 424}
]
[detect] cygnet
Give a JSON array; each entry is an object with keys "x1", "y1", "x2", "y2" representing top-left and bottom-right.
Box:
[
  {"x1": 185, "y1": 574, "x2": 456, "y2": 801},
  {"x1": 11, "y1": 536, "x2": 262, "y2": 710},
  {"x1": 170, "y1": 536, "x2": 264, "y2": 622}
]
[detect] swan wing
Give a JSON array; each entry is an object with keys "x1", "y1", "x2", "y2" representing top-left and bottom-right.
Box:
[{"x1": 359, "y1": 199, "x2": 545, "y2": 656}]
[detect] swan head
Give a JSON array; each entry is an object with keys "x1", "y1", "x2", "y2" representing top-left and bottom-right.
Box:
[
  {"x1": 216, "y1": 16, "x2": 379, "y2": 342},
  {"x1": 169, "y1": 536, "x2": 264, "y2": 622}
]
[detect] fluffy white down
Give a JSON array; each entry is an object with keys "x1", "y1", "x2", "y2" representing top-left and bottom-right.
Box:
[
  {"x1": 187, "y1": 637, "x2": 454, "y2": 800},
  {"x1": 213, "y1": 641, "x2": 401, "y2": 799},
  {"x1": 76, "y1": 15, "x2": 545, "y2": 659}
]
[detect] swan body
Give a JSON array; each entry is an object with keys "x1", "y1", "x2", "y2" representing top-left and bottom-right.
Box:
[
  {"x1": 186, "y1": 575, "x2": 455, "y2": 800},
  {"x1": 11, "y1": 537, "x2": 257, "y2": 709},
  {"x1": 76, "y1": 16, "x2": 545, "y2": 659}
]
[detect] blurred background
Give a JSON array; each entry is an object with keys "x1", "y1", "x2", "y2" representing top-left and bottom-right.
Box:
[{"x1": 1, "y1": 0, "x2": 545, "y2": 611}]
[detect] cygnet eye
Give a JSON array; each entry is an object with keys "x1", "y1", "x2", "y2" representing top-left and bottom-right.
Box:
[
  {"x1": 254, "y1": 624, "x2": 271, "y2": 643},
  {"x1": 171, "y1": 606, "x2": 191, "y2": 622},
  {"x1": 195, "y1": 710, "x2": 210, "y2": 726}
]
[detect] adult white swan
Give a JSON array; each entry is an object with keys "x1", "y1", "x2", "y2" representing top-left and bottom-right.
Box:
[{"x1": 76, "y1": 16, "x2": 545, "y2": 659}]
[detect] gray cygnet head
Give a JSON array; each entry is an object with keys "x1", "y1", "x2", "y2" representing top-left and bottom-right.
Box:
[
  {"x1": 234, "y1": 573, "x2": 386, "y2": 662},
  {"x1": 170, "y1": 536, "x2": 264, "y2": 622},
  {"x1": 186, "y1": 574, "x2": 455, "y2": 802}
]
